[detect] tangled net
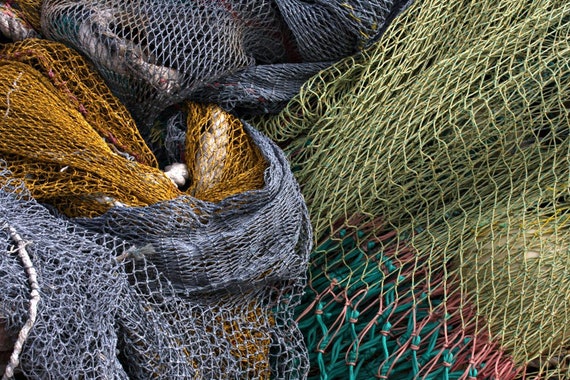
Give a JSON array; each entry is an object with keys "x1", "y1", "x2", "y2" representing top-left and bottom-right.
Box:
[
  {"x1": 39, "y1": 0, "x2": 411, "y2": 132},
  {"x1": 257, "y1": 0, "x2": 570, "y2": 378},
  {"x1": 4, "y1": 0, "x2": 570, "y2": 379},
  {"x1": 0, "y1": 36, "x2": 311, "y2": 379}
]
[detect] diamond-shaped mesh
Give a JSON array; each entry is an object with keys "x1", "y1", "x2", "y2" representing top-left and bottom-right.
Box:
[
  {"x1": 39, "y1": 0, "x2": 409, "y2": 131},
  {"x1": 257, "y1": 0, "x2": 570, "y2": 378},
  {"x1": 0, "y1": 36, "x2": 311, "y2": 379}
]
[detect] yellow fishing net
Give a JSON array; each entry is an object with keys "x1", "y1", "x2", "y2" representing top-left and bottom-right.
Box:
[
  {"x1": 0, "y1": 39, "x2": 266, "y2": 217},
  {"x1": 184, "y1": 102, "x2": 266, "y2": 202}
]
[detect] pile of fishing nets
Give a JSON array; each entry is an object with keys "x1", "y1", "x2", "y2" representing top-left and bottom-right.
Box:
[
  {"x1": 0, "y1": 161, "x2": 310, "y2": 379},
  {"x1": 3, "y1": 0, "x2": 570, "y2": 379},
  {"x1": 0, "y1": 0, "x2": 414, "y2": 378},
  {"x1": 256, "y1": 0, "x2": 570, "y2": 378},
  {"x1": 0, "y1": 36, "x2": 312, "y2": 380}
]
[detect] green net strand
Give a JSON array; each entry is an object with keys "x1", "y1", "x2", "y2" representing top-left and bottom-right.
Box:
[{"x1": 294, "y1": 220, "x2": 519, "y2": 379}]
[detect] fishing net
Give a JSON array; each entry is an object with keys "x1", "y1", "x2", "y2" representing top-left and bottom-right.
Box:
[
  {"x1": 0, "y1": 165, "x2": 310, "y2": 379},
  {"x1": 0, "y1": 168, "x2": 130, "y2": 379},
  {"x1": 255, "y1": 0, "x2": 570, "y2": 378},
  {"x1": 38, "y1": 0, "x2": 411, "y2": 132},
  {"x1": 0, "y1": 2, "x2": 38, "y2": 41},
  {"x1": 0, "y1": 37, "x2": 311, "y2": 378},
  {"x1": 0, "y1": 38, "x2": 272, "y2": 216}
]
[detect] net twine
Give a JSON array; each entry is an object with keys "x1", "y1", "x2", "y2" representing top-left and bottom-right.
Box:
[
  {"x1": 256, "y1": 0, "x2": 570, "y2": 377},
  {"x1": 0, "y1": 37, "x2": 311, "y2": 378}
]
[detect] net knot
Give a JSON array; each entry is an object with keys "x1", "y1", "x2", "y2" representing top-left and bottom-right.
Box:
[{"x1": 410, "y1": 335, "x2": 421, "y2": 350}]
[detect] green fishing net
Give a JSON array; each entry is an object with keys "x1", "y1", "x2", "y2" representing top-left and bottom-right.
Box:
[{"x1": 256, "y1": 0, "x2": 570, "y2": 378}]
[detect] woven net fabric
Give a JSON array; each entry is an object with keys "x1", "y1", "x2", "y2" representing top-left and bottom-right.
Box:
[
  {"x1": 38, "y1": 0, "x2": 411, "y2": 131},
  {"x1": 75, "y1": 118, "x2": 313, "y2": 376},
  {"x1": 0, "y1": 39, "x2": 178, "y2": 217},
  {"x1": 0, "y1": 38, "x2": 271, "y2": 217},
  {"x1": 0, "y1": 163, "x2": 311, "y2": 379},
  {"x1": 255, "y1": 0, "x2": 570, "y2": 378},
  {"x1": 0, "y1": 37, "x2": 311, "y2": 378},
  {"x1": 0, "y1": 167, "x2": 130, "y2": 379},
  {"x1": 0, "y1": 2, "x2": 38, "y2": 41}
]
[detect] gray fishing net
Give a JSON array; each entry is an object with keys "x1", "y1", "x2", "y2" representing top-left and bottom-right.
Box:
[
  {"x1": 0, "y1": 118, "x2": 311, "y2": 379},
  {"x1": 39, "y1": 0, "x2": 411, "y2": 132},
  {"x1": 76, "y1": 125, "x2": 312, "y2": 297},
  {"x1": 0, "y1": 167, "x2": 129, "y2": 379}
]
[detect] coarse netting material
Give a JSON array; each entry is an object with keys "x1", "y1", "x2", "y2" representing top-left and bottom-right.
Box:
[
  {"x1": 0, "y1": 2, "x2": 38, "y2": 42},
  {"x1": 0, "y1": 37, "x2": 311, "y2": 378},
  {"x1": 255, "y1": 0, "x2": 570, "y2": 378},
  {"x1": 38, "y1": 0, "x2": 411, "y2": 132}
]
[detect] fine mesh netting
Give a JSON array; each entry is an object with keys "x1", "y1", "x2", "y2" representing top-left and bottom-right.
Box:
[
  {"x1": 255, "y1": 0, "x2": 570, "y2": 378},
  {"x1": 5, "y1": 0, "x2": 570, "y2": 379},
  {"x1": 38, "y1": 0, "x2": 411, "y2": 132},
  {"x1": 0, "y1": 164, "x2": 310, "y2": 379},
  {"x1": 0, "y1": 38, "x2": 271, "y2": 216},
  {"x1": 0, "y1": 168, "x2": 129, "y2": 379},
  {"x1": 0, "y1": 2, "x2": 38, "y2": 41},
  {"x1": 0, "y1": 36, "x2": 311, "y2": 378}
]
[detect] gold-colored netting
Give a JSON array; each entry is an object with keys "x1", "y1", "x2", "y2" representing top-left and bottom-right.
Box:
[
  {"x1": 255, "y1": 0, "x2": 570, "y2": 377},
  {"x1": 0, "y1": 39, "x2": 266, "y2": 217},
  {"x1": 0, "y1": 57, "x2": 179, "y2": 216},
  {"x1": 0, "y1": 38, "x2": 158, "y2": 167},
  {"x1": 216, "y1": 303, "x2": 275, "y2": 380},
  {"x1": 8, "y1": 0, "x2": 42, "y2": 31},
  {"x1": 184, "y1": 102, "x2": 266, "y2": 202}
]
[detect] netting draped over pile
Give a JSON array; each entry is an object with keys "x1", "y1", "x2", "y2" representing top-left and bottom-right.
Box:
[
  {"x1": 38, "y1": 0, "x2": 411, "y2": 131},
  {"x1": 6, "y1": 0, "x2": 570, "y2": 378},
  {"x1": 0, "y1": 37, "x2": 312, "y2": 378},
  {"x1": 0, "y1": 165, "x2": 311, "y2": 379},
  {"x1": 256, "y1": 0, "x2": 570, "y2": 378},
  {"x1": 76, "y1": 123, "x2": 312, "y2": 296}
]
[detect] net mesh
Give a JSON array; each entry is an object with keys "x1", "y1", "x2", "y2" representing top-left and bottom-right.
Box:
[
  {"x1": 38, "y1": 0, "x2": 410, "y2": 131},
  {"x1": 3, "y1": 0, "x2": 570, "y2": 378},
  {"x1": 0, "y1": 2, "x2": 38, "y2": 41},
  {"x1": 0, "y1": 165, "x2": 310, "y2": 379},
  {"x1": 0, "y1": 37, "x2": 311, "y2": 378},
  {"x1": 0, "y1": 168, "x2": 130, "y2": 379},
  {"x1": 255, "y1": 0, "x2": 570, "y2": 378},
  {"x1": 0, "y1": 39, "x2": 271, "y2": 216}
]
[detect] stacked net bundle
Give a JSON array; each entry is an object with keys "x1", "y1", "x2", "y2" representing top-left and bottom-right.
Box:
[
  {"x1": 75, "y1": 122, "x2": 311, "y2": 297},
  {"x1": 255, "y1": 0, "x2": 570, "y2": 378},
  {"x1": 0, "y1": 37, "x2": 311, "y2": 378},
  {"x1": 38, "y1": 0, "x2": 412, "y2": 132},
  {"x1": 72, "y1": 109, "x2": 311, "y2": 375}
]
